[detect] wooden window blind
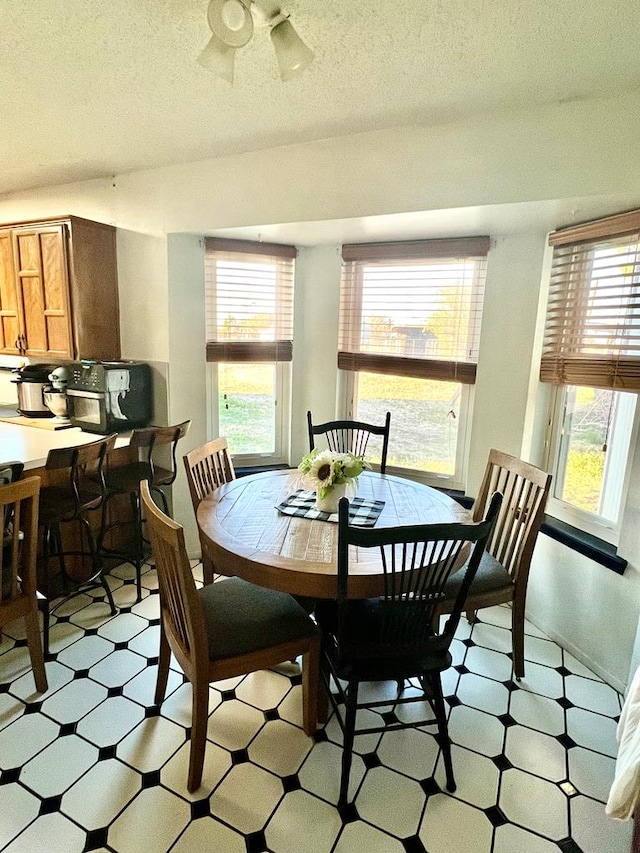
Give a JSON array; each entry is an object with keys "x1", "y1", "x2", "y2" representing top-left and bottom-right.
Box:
[
  {"x1": 338, "y1": 237, "x2": 490, "y2": 384},
  {"x1": 205, "y1": 238, "x2": 296, "y2": 363},
  {"x1": 541, "y1": 209, "x2": 640, "y2": 390}
]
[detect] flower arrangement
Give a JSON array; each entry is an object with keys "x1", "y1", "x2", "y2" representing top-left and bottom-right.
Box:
[{"x1": 298, "y1": 448, "x2": 370, "y2": 500}]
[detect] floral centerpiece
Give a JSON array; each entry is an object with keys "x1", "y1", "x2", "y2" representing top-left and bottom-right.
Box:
[{"x1": 298, "y1": 449, "x2": 370, "y2": 512}]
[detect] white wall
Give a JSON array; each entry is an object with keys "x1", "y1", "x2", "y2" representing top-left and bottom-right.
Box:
[
  {"x1": 468, "y1": 233, "x2": 548, "y2": 494},
  {"x1": 528, "y1": 537, "x2": 640, "y2": 691},
  {"x1": 166, "y1": 234, "x2": 207, "y2": 552},
  {"x1": 2, "y1": 91, "x2": 640, "y2": 688},
  {"x1": 290, "y1": 246, "x2": 343, "y2": 464},
  {"x1": 116, "y1": 230, "x2": 170, "y2": 362}
]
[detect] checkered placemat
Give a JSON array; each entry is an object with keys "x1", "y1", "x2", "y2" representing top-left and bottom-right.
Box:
[{"x1": 276, "y1": 489, "x2": 385, "y2": 526}]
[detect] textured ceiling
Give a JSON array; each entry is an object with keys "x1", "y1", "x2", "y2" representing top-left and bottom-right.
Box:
[{"x1": 1, "y1": 0, "x2": 640, "y2": 195}]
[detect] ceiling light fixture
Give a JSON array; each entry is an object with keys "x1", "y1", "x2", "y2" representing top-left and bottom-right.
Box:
[
  {"x1": 269, "y1": 12, "x2": 314, "y2": 82},
  {"x1": 198, "y1": 0, "x2": 314, "y2": 83}
]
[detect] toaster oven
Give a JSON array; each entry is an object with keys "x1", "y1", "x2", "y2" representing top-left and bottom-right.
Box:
[{"x1": 66, "y1": 360, "x2": 152, "y2": 434}]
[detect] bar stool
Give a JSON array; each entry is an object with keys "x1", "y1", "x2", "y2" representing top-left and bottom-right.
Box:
[
  {"x1": 39, "y1": 434, "x2": 118, "y2": 619},
  {"x1": 99, "y1": 420, "x2": 191, "y2": 601}
]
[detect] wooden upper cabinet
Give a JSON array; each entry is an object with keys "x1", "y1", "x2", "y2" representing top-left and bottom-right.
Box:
[
  {"x1": 0, "y1": 230, "x2": 21, "y2": 354},
  {"x1": 0, "y1": 216, "x2": 121, "y2": 360},
  {"x1": 14, "y1": 225, "x2": 71, "y2": 358}
]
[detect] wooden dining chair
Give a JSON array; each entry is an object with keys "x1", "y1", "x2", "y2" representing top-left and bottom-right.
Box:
[
  {"x1": 315, "y1": 491, "x2": 502, "y2": 808},
  {"x1": 183, "y1": 437, "x2": 235, "y2": 585},
  {"x1": 307, "y1": 411, "x2": 391, "y2": 473},
  {"x1": 141, "y1": 480, "x2": 320, "y2": 793},
  {"x1": 1, "y1": 476, "x2": 48, "y2": 693},
  {"x1": 438, "y1": 449, "x2": 552, "y2": 680},
  {"x1": 1, "y1": 462, "x2": 50, "y2": 655}
]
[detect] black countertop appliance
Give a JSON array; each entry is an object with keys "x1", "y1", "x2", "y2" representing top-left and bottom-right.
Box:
[{"x1": 66, "y1": 360, "x2": 152, "y2": 434}]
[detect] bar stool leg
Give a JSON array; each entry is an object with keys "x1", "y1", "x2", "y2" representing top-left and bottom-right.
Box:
[
  {"x1": 130, "y1": 490, "x2": 143, "y2": 602},
  {"x1": 50, "y1": 523, "x2": 70, "y2": 594},
  {"x1": 151, "y1": 485, "x2": 170, "y2": 516},
  {"x1": 99, "y1": 489, "x2": 145, "y2": 604},
  {"x1": 80, "y1": 516, "x2": 117, "y2": 616},
  {"x1": 37, "y1": 593, "x2": 50, "y2": 657}
]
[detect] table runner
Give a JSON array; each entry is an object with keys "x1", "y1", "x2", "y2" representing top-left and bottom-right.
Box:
[{"x1": 276, "y1": 489, "x2": 384, "y2": 527}]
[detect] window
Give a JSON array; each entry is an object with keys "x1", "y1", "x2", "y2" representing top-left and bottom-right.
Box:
[
  {"x1": 541, "y1": 209, "x2": 640, "y2": 541},
  {"x1": 205, "y1": 238, "x2": 295, "y2": 465},
  {"x1": 548, "y1": 385, "x2": 637, "y2": 539},
  {"x1": 338, "y1": 238, "x2": 489, "y2": 487}
]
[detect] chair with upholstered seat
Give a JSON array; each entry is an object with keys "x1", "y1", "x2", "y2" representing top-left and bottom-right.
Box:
[
  {"x1": 307, "y1": 411, "x2": 391, "y2": 473},
  {"x1": 316, "y1": 492, "x2": 501, "y2": 808},
  {"x1": 141, "y1": 480, "x2": 320, "y2": 793},
  {"x1": 183, "y1": 437, "x2": 235, "y2": 585},
  {"x1": 39, "y1": 434, "x2": 118, "y2": 616},
  {"x1": 1, "y1": 476, "x2": 48, "y2": 693},
  {"x1": 438, "y1": 449, "x2": 552, "y2": 680},
  {"x1": 100, "y1": 420, "x2": 191, "y2": 601}
]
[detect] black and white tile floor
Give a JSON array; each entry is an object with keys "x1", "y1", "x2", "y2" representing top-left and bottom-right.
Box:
[{"x1": 0, "y1": 561, "x2": 633, "y2": 853}]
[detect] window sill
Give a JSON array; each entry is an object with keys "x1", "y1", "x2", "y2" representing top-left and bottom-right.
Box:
[
  {"x1": 235, "y1": 463, "x2": 290, "y2": 478},
  {"x1": 441, "y1": 489, "x2": 474, "y2": 510},
  {"x1": 540, "y1": 515, "x2": 627, "y2": 575}
]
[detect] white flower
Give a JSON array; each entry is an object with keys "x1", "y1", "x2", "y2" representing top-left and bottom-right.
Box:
[
  {"x1": 298, "y1": 448, "x2": 370, "y2": 498},
  {"x1": 304, "y1": 450, "x2": 336, "y2": 491}
]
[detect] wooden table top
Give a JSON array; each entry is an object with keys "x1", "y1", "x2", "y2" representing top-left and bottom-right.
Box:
[{"x1": 197, "y1": 469, "x2": 470, "y2": 599}]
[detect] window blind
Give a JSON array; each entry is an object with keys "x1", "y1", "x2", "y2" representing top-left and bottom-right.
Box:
[
  {"x1": 205, "y1": 238, "x2": 296, "y2": 363},
  {"x1": 540, "y1": 209, "x2": 640, "y2": 390},
  {"x1": 338, "y1": 237, "x2": 490, "y2": 384}
]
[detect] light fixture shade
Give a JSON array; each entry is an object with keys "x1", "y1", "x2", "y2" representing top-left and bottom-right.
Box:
[
  {"x1": 207, "y1": 0, "x2": 253, "y2": 47},
  {"x1": 197, "y1": 34, "x2": 236, "y2": 83},
  {"x1": 269, "y1": 18, "x2": 314, "y2": 81}
]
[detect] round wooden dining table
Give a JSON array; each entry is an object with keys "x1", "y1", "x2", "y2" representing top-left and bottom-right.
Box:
[{"x1": 196, "y1": 469, "x2": 471, "y2": 600}]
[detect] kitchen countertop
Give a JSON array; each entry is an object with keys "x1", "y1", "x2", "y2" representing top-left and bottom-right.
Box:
[{"x1": 0, "y1": 421, "x2": 131, "y2": 470}]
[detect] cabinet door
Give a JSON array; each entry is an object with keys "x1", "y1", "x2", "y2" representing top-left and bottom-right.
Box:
[
  {"x1": 0, "y1": 230, "x2": 21, "y2": 354},
  {"x1": 13, "y1": 225, "x2": 73, "y2": 359}
]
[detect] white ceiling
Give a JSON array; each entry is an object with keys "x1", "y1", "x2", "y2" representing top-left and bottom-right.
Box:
[{"x1": 2, "y1": 0, "x2": 640, "y2": 198}]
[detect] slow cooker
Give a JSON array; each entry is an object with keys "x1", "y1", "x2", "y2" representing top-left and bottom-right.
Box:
[{"x1": 11, "y1": 364, "x2": 59, "y2": 417}]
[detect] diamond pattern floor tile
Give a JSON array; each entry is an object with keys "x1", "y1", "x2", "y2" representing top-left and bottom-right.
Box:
[
  {"x1": 169, "y1": 816, "x2": 246, "y2": 853},
  {"x1": 0, "y1": 783, "x2": 41, "y2": 850},
  {"x1": 565, "y1": 673, "x2": 622, "y2": 717},
  {"x1": 107, "y1": 785, "x2": 191, "y2": 853},
  {"x1": 499, "y1": 767, "x2": 569, "y2": 839},
  {"x1": 0, "y1": 564, "x2": 633, "y2": 853},
  {"x1": 333, "y1": 820, "x2": 405, "y2": 853},
  {"x1": 61, "y1": 757, "x2": 141, "y2": 830},
  {"x1": 3, "y1": 811, "x2": 87, "y2": 853},
  {"x1": 420, "y1": 794, "x2": 494, "y2": 853},
  {"x1": 19, "y1": 733, "x2": 98, "y2": 797},
  {"x1": 356, "y1": 765, "x2": 425, "y2": 837},
  {"x1": 504, "y1": 725, "x2": 568, "y2": 782}
]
